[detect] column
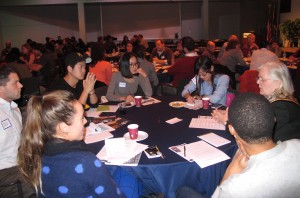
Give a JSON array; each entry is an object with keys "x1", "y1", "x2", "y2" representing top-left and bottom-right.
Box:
[{"x1": 77, "y1": 2, "x2": 86, "y2": 42}]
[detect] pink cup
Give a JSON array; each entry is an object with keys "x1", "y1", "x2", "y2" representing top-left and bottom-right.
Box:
[
  {"x1": 127, "y1": 124, "x2": 139, "y2": 140},
  {"x1": 202, "y1": 97, "x2": 210, "y2": 109},
  {"x1": 134, "y1": 96, "x2": 142, "y2": 107}
]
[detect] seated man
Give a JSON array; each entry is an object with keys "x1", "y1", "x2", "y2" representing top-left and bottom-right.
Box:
[
  {"x1": 266, "y1": 40, "x2": 282, "y2": 57},
  {"x1": 133, "y1": 45, "x2": 158, "y2": 87},
  {"x1": 48, "y1": 52, "x2": 98, "y2": 108},
  {"x1": 30, "y1": 43, "x2": 57, "y2": 88},
  {"x1": 176, "y1": 93, "x2": 300, "y2": 197},
  {"x1": 150, "y1": 39, "x2": 174, "y2": 65},
  {"x1": 167, "y1": 36, "x2": 199, "y2": 87},
  {"x1": 201, "y1": 41, "x2": 218, "y2": 64},
  {"x1": 0, "y1": 65, "x2": 35, "y2": 197},
  {"x1": 242, "y1": 33, "x2": 259, "y2": 57}
]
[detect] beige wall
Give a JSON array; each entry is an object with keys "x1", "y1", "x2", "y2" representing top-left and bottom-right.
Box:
[{"x1": 280, "y1": 0, "x2": 300, "y2": 22}]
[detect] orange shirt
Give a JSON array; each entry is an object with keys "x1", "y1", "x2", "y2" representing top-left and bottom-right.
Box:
[{"x1": 89, "y1": 60, "x2": 112, "y2": 85}]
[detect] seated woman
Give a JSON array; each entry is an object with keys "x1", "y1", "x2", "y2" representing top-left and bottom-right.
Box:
[
  {"x1": 106, "y1": 52, "x2": 152, "y2": 102},
  {"x1": 213, "y1": 61, "x2": 300, "y2": 142},
  {"x1": 217, "y1": 39, "x2": 246, "y2": 89},
  {"x1": 181, "y1": 56, "x2": 230, "y2": 106},
  {"x1": 89, "y1": 42, "x2": 112, "y2": 86},
  {"x1": 20, "y1": 43, "x2": 36, "y2": 65},
  {"x1": 257, "y1": 61, "x2": 300, "y2": 141},
  {"x1": 18, "y1": 90, "x2": 124, "y2": 197},
  {"x1": 125, "y1": 41, "x2": 133, "y2": 53},
  {"x1": 48, "y1": 52, "x2": 98, "y2": 108}
]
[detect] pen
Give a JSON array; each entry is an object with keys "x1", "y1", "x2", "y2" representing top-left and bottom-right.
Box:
[
  {"x1": 155, "y1": 145, "x2": 164, "y2": 159},
  {"x1": 184, "y1": 144, "x2": 186, "y2": 157}
]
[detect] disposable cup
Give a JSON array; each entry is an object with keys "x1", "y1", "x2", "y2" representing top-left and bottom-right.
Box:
[
  {"x1": 134, "y1": 96, "x2": 142, "y2": 107},
  {"x1": 202, "y1": 97, "x2": 210, "y2": 109},
  {"x1": 127, "y1": 124, "x2": 139, "y2": 140}
]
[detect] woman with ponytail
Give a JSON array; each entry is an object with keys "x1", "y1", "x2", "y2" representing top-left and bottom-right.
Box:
[{"x1": 18, "y1": 90, "x2": 124, "y2": 197}]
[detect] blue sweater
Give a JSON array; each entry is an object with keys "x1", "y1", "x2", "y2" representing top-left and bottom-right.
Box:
[{"x1": 39, "y1": 141, "x2": 124, "y2": 197}]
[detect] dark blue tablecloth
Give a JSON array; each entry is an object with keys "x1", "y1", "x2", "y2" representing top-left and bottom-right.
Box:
[{"x1": 88, "y1": 96, "x2": 237, "y2": 198}]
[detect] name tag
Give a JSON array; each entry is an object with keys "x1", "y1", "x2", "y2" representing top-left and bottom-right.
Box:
[
  {"x1": 1, "y1": 119, "x2": 12, "y2": 130},
  {"x1": 119, "y1": 82, "x2": 126, "y2": 88}
]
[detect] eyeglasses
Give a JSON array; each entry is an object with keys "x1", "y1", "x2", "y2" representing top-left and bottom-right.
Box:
[
  {"x1": 256, "y1": 77, "x2": 272, "y2": 82},
  {"x1": 130, "y1": 62, "x2": 140, "y2": 68},
  {"x1": 198, "y1": 71, "x2": 207, "y2": 77}
]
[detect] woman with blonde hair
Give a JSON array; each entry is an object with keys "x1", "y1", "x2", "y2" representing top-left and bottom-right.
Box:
[
  {"x1": 213, "y1": 61, "x2": 300, "y2": 142},
  {"x1": 18, "y1": 90, "x2": 124, "y2": 197}
]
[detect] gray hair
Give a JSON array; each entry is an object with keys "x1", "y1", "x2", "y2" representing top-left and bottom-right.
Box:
[{"x1": 258, "y1": 61, "x2": 294, "y2": 97}]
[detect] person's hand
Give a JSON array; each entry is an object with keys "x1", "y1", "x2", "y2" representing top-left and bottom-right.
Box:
[
  {"x1": 125, "y1": 95, "x2": 134, "y2": 102},
  {"x1": 19, "y1": 56, "x2": 25, "y2": 62},
  {"x1": 152, "y1": 57, "x2": 159, "y2": 62},
  {"x1": 220, "y1": 148, "x2": 249, "y2": 184},
  {"x1": 83, "y1": 72, "x2": 96, "y2": 94},
  {"x1": 211, "y1": 108, "x2": 228, "y2": 125},
  {"x1": 174, "y1": 50, "x2": 181, "y2": 56},
  {"x1": 228, "y1": 149, "x2": 249, "y2": 174},
  {"x1": 137, "y1": 68, "x2": 147, "y2": 77},
  {"x1": 186, "y1": 96, "x2": 195, "y2": 103}
]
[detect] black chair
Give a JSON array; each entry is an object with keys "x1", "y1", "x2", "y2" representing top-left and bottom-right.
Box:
[
  {"x1": 95, "y1": 86, "x2": 108, "y2": 98},
  {"x1": 214, "y1": 64, "x2": 236, "y2": 90},
  {"x1": 159, "y1": 78, "x2": 191, "y2": 96},
  {"x1": 0, "y1": 180, "x2": 23, "y2": 198}
]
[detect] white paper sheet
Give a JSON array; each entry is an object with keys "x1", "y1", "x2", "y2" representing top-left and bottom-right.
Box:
[
  {"x1": 166, "y1": 117, "x2": 183, "y2": 124},
  {"x1": 142, "y1": 97, "x2": 161, "y2": 106},
  {"x1": 189, "y1": 116, "x2": 225, "y2": 130},
  {"x1": 169, "y1": 140, "x2": 230, "y2": 168},
  {"x1": 184, "y1": 99, "x2": 203, "y2": 110},
  {"x1": 97, "y1": 138, "x2": 148, "y2": 166},
  {"x1": 198, "y1": 133, "x2": 231, "y2": 147},
  {"x1": 84, "y1": 123, "x2": 115, "y2": 144},
  {"x1": 85, "y1": 108, "x2": 101, "y2": 118}
]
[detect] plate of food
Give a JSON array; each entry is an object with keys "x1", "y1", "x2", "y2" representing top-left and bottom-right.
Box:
[{"x1": 169, "y1": 101, "x2": 186, "y2": 108}]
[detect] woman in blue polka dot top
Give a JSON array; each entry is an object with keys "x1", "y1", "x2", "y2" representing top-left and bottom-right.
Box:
[{"x1": 18, "y1": 90, "x2": 125, "y2": 197}]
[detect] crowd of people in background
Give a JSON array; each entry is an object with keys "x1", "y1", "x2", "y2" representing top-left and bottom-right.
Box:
[{"x1": 0, "y1": 32, "x2": 300, "y2": 197}]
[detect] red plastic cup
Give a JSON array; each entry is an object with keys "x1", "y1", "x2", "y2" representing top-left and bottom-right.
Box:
[
  {"x1": 134, "y1": 96, "x2": 142, "y2": 107},
  {"x1": 127, "y1": 124, "x2": 139, "y2": 140},
  {"x1": 202, "y1": 97, "x2": 210, "y2": 109}
]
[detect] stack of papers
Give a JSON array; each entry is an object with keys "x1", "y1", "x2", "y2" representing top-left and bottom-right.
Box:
[
  {"x1": 84, "y1": 123, "x2": 114, "y2": 144},
  {"x1": 169, "y1": 140, "x2": 230, "y2": 168},
  {"x1": 189, "y1": 116, "x2": 225, "y2": 130},
  {"x1": 97, "y1": 137, "x2": 148, "y2": 166}
]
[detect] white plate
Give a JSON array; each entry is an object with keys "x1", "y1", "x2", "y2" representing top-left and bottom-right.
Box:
[
  {"x1": 123, "y1": 131, "x2": 148, "y2": 141},
  {"x1": 169, "y1": 101, "x2": 185, "y2": 108}
]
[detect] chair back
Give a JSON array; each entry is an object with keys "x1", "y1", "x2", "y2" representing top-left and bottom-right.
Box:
[{"x1": 0, "y1": 180, "x2": 23, "y2": 198}]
